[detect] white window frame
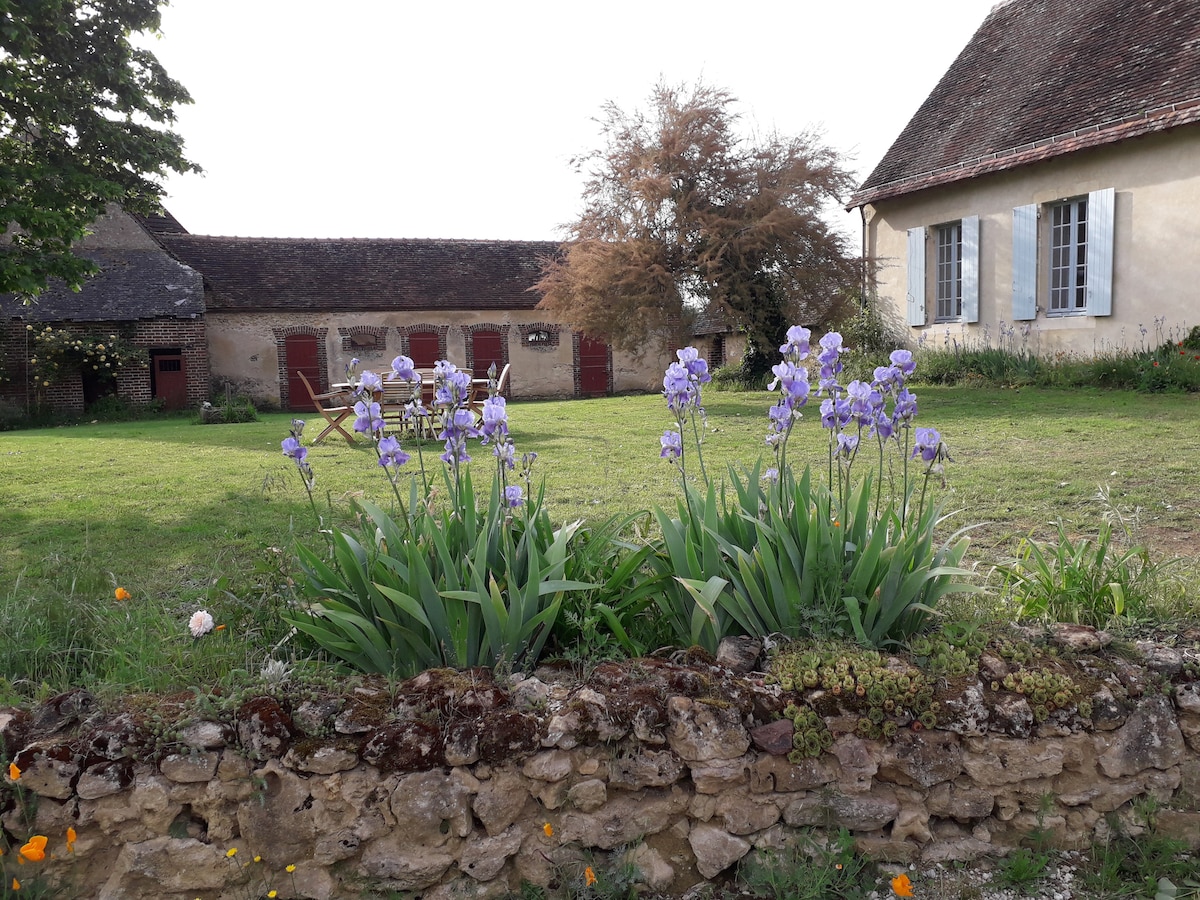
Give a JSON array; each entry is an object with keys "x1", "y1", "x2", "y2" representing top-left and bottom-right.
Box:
[
  {"x1": 907, "y1": 217, "x2": 978, "y2": 327},
  {"x1": 935, "y1": 221, "x2": 963, "y2": 321},
  {"x1": 1049, "y1": 197, "x2": 1088, "y2": 315},
  {"x1": 1012, "y1": 187, "x2": 1113, "y2": 320}
]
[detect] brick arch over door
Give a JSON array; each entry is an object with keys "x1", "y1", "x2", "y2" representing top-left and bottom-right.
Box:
[
  {"x1": 275, "y1": 326, "x2": 330, "y2": 410},
  {"x1": 462, "y1": 323, "x2": 511, "y2": 381},
  {"x1": 397, "y1": 325, "x2": 449, "y2": 367}
]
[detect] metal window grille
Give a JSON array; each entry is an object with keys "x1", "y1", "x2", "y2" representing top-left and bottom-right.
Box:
[
  {"x1": 1050, "y1": 198, "x2": 1088, "y2": 313},
  {"x1": 935, "y1": 222, "x2": 963, "y2": 320}
]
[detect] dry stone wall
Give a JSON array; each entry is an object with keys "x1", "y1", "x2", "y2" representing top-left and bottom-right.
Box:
[{"x1": 4, "y1": 632, "x2": 1200, "y2": 899}]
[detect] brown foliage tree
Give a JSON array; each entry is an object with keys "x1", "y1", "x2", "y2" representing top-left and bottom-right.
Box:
[{"x1": 536, "y1": 80, "x2": 858, "y2": 374}]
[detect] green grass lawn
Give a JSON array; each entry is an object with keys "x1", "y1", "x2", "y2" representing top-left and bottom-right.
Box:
[{"x1": 2, "y1": 386, "x2": 1198, "y2": 699}]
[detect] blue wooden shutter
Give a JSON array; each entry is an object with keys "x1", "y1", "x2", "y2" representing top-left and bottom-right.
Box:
[
  {"x1": 1012, "y1": 205, "x2": 1038, "y2": 320},
  {"x1": 906, "y1": 227, "x2": 926, "y2": 326},
  {"x1": 962, "y1": 215, "x2": 980, "y2": 323},
  {"x1": 1087, "y1": 187, "x2": 1115, "y2": 316}
]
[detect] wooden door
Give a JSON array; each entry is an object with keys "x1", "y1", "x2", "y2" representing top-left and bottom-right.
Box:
[
  {"x1": 471, "y1": 330, "x2": 504, "y2": 378},
  {"x1": 152, "y1": 353, "x2": 188, "y2": 410},
  {"x1": 285, "y1": 334, "x2": 320, "y2": 411},
  {"x1": 577, "y1": 335, "x2": 610, "y2": 397},
  {"x1": 408, "y1": 332, "x2": 440, "y2": 367}
]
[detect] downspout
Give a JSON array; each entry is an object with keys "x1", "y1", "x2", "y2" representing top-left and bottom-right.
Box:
[{"x1": 859, "y1": 204, "x2": 869, "y2": 310}]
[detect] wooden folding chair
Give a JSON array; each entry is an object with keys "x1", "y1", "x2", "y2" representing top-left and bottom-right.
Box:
[
  {"x1": 379, "y1": 379, "x2": 420, "y2": 436},
  {"x1": 296, "y1": 371, "x2": 356, "y2": 445}
]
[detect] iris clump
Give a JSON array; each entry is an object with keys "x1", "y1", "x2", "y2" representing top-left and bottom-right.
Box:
[
  {"x1": 283, "y1": 358, "x2": 591, "y2": 677},
  {"x1": 651, "y1": 328, "x2": 976, "y2": 651}
]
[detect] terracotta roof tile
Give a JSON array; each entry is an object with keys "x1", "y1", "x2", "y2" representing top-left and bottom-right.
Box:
[
  {"x1": 850, "y1": 0, "x2": 1200, "y2": 206},
  {"x1": 159, "y1": 235, "x2": 559, "y2": 312}
]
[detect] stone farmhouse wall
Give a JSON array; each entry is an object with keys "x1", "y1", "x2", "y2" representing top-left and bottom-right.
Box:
[
  {"x1": 207, "y1": 310, "x2": 665, "y2": 408},
  {"x1": 4, "y1": 643, "x2": 1200, "y2": 899}
]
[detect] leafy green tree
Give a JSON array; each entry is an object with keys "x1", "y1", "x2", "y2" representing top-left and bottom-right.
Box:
[
  {"x1": 536, "y1": 80, "x2": 858, "y2": 379},
  {"x1": 0, "y1": 0, "x2": 198, "y2": 300}
]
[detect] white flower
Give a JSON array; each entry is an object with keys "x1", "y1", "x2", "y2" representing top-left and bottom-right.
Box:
[{"x1": 189, "y1": 610, "x2": 215, "y2": 637}]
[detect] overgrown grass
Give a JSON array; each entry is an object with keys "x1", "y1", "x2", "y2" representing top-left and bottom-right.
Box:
[{"x1": 1, "y1": 386, "x2": 1199, "y2": 699}]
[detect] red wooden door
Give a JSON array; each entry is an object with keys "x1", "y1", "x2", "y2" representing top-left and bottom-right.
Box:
[
  {"x1": 471, "y1": 330, "x2": 504, "y2": 378},
  {"x1": 152, "y1": 353, "x2": 188, "y2": 410},
  {"x1": 285, "y1": 334, "x2": 320, "y2": 411},
  {"x1": 408, "y1": 332, "x2": 440, "y2": 367},
  {"x1": 578, "y1": 335, "x2": 610, "y2": 397}
]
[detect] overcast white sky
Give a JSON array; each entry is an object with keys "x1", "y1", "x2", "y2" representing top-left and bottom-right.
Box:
[{"x1": 144, "y1": 0, "x2": 998, "y2": 245}]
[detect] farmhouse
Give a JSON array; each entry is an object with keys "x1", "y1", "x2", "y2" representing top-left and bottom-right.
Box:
[
  {"x1": 849, "y1": 0, "x2": 1200, "y2": 354},
  {"x1": 1, "y1": 207, "x2": 668, "y2": 414}
]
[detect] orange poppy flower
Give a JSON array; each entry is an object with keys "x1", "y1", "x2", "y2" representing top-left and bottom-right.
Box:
[
  {"x1": 585, "y1": 866, "x2": 597, "y2": 887},
  {"x1": 542, "y1": 823, "x2": 553, "y2": 838},
  {"x1": 12, "y1": 878, "x2": 19, "y2": 890},
  {"x1": 8, "y1": 762, "x2": 19, "y2": 781},
  {"x1": 114, "y1": 587, "x2": 131, "y2": 601},
  {"x1": 66, "y1": 827, "x2": 77, "y2": 852},
  {"x1": 19, "y1": 835, "x2": 48, "y2": 862},
  {"x1": 892, "y1": 872, "x2": 914, "y2": 896}
]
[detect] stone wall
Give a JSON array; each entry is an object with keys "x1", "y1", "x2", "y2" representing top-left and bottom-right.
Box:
[{"x1": 4, "y1": 634, "x2": 1200, "y2": 899}]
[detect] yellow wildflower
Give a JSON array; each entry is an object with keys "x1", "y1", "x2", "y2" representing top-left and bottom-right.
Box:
[
  {"x1": 286, "y1": 864, "x2": 296, "y2": 873},
  {"x1": 226, "y1": 847, "x2": 238, "y2": 858},
  {"x1": 268, "y1": 892, "x2": 277, "y2": 898}
]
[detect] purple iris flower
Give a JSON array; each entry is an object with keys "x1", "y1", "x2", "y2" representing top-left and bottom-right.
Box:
[
  {"x1": 281, "y1": 436, "x2": 307, "y2": 462},
  {"x1": 353, "y1": 399, "x2": 384, "y2": 434},
  {"x1": 819, "y1": 332, "x2": 843, "y2": 353},
  {"x1": 494, "y1": 441, "x2": 516, "y2": 470},
  {"x1": 436, "y1": 369, "x2": 472, "y2": 407},
  {"x1": 389, "y1": 355, "x2": 417, "y2": 382},
  {"x1": 439, "y1": 406, "x2": 480, "y2": 465},
  {"x1": 846, "y1": 380, "x2": 874, "y2": 424},
  {"x1": 820, "y1": 397, "x2": 852, "y2": 430},
  {"x1": 404, "y1": 397, "x2": 429, "y2": 421},
  {"x1": 662, "y1": 362, "x2": 695, "y2": 411},
  {"x1": 480, "y1": 396, "x2": 508, "y2": 442},
  {"x1": 377, "y1": 435, "x2": 410, "y2": 469},
  {"x1": 870, "y1": 414, "x2": 895, "y2": 441},
  {"x1": 912, "y1": 427, "x2": 943, "y2": 462},
  {"x1": 358, "y1": 370, "x2": 383, "y2": 394},
  {"x1": 768, "y1": 362, "x2": 810, "y2": 403},
  {"x1": 779, "y1": 325, "x2": 811, "y2": 360},
  {"x1": 676, "y1": 347, "x2": 712, "y2": 382},
  {"x1": 890, "y1": 349, "x2": 916, "y2": 377},
  {"x1": 660, "y1": 429, "x2": 683, "y2": 459},
  {"x1": 441, "y1": 407, "x2": 479, "y2": 440},
  {"x1": 893, "y1": 388, "x2": 918, "y2": 425},
  {"x1": 836, "y1": 432, "x2": 859, "y2": 458},
  {"x1": 768, "y1": 403, "x2": 794, "y2": 432},
  {"x1": 820, "y1": 398, "x2": 838, "y2": 429},
  {"x1": 504, "y1": 485, "x2": 525, "y2": 508}
]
